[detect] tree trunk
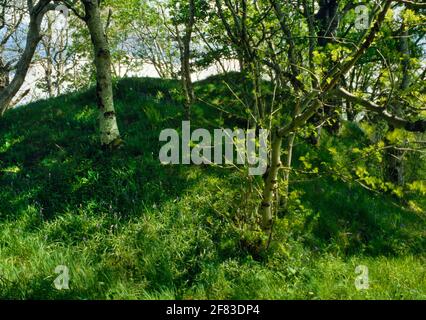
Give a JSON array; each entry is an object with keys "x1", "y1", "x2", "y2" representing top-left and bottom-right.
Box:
[
  {"x1": 260, "y1": 135, "x2": 282, "y2": 231},
  {"x1": 183, "y1": 0, "x2": 196, "y2": 119},
  {"x1": 40, "y1": 16, "x2": 54, "y2": 98},
  {"x1": 0, "y1": 56, "x2": 9, "y2": 93},
  {"x1": 182, "y1": 35, "x2": 194, "y2": 119},
  {"x1": 384, "y1": 26, "x2": 410, "y2": 185},
  {"x1": 280, "y1": 133, "x2": 295, "y2": 212},
  {"x1": 83, "y1": 0, "x2": 121, "y2": 147},
  {"x1": 310, "y1": 0, "x2": 341, "y2": 142},
  {"x1": 0, "y1": 1, "x2": 51, "y2": 115},
  {"x1": 384, "y1": 139, "x2": 405, "y2": 186},
  {"x1": 44, "y1": 55, "x2": 54, "y2": 98}
]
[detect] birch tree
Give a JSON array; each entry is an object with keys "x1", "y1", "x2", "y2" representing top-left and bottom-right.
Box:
[
  {"x1": 78, "y1": 0, "x2": 122, "y2": 147},
  {"x1": 0, "y1": 0, "x2": 54, "y2": 115}
]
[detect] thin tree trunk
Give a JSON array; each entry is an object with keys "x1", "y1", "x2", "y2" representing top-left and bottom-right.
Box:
[
  {"x1": 260, "y1": 135, "x2": 282, "y2": 231},
  {"x1": 82, "y1": 0, "x2": 121, "y2": 147},
  {"x1": 44, "y1": 54, "x2": 54, "y2": 98},
  {"x1": 280, "y1": 133, "x2": 295, "y2": 212},
  {"x1": 182, "y1": 36, "x2": 194, "y2": 118},
  {"x1": 183, "y1": 0, "x2": 195, "y2": 119}
]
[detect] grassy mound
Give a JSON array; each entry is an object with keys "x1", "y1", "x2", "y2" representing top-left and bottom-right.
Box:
[{"x1": 0, "y1": 77, "x2": 424, "y2": 299}]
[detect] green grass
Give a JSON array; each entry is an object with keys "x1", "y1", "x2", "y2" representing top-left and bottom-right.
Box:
[{"x1": 0, "y1": 76, "x2": 424, "y2": 299}]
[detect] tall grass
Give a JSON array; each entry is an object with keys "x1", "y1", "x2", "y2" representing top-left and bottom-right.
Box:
[{"x1": 0, "y1": 77, "x2": 424, "y2": 299}]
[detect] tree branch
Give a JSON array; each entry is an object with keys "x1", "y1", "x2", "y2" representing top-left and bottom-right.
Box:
[
  {"x1": 336, "y1": 87, "x2": 426, "y2": 132},
  {"x1": 394, "y1": 0, "x2": 426, "y2": 9}
]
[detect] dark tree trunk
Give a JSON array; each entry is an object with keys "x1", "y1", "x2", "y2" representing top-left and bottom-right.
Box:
[
  {"x1": 384, "y1": 26, "x2": 411, "y2": 185},
  {"x1": 309, "y1": 0, "x2": 342, "y2": 144},
  {"x1": 177, "y1": 0, "x2": 196, "y2": 120}
]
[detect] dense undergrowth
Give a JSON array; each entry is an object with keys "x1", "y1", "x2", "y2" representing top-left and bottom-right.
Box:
[{"x1": 0, "y1": 76, "x2": 424, "y2": 299}]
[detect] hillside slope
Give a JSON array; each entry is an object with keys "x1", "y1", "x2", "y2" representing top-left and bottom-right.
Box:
[{"x1": 0, "y1": 77, "x2": 424, "y2": 299}]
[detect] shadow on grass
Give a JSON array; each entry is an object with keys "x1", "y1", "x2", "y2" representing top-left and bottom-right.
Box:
[{"x1": 0, "y1": 78, "x2": 200, "y2": 224}]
